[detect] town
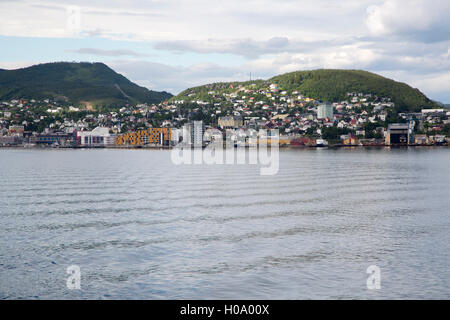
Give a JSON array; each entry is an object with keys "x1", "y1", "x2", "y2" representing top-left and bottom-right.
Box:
[{"x1": 1, "y1": 81, "x2": 449, "y2": 148}]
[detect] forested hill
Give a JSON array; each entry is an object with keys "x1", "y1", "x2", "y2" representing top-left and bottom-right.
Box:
[
  {"x1": 0, "y1": 62, "x2": 172, "y2": 107},
  {"x1": 173, "y1": 69, "x2": 436, "y2": 112},
  {"x1": 269, "y1": 70, "x2": 435, "y2": 111}
]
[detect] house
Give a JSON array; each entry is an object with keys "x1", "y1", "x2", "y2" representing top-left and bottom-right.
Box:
[
  {"x1": 414, "y1": 134, "x2": 429, "y2": 145},
  {"x1": 343, "y1": 134, "x2": 359, "y2": 146}
]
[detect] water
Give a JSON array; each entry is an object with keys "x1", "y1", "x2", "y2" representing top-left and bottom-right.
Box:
[{"x1": 0, "y1": 148, "x2": 449, "y2": 299}]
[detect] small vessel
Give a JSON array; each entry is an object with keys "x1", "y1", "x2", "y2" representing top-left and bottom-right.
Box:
[{"x1": 316, "y1": 139, "x2": 328, "y2": 147}]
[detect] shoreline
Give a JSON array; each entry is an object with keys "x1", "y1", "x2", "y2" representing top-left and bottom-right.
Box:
[{"x1": 1, "y1": 144, "x2": 448, "y2": 150}]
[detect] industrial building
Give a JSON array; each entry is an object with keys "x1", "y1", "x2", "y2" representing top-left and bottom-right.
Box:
[{"x1": 385, "y1": 123, "x2": 414, "y2": 145}]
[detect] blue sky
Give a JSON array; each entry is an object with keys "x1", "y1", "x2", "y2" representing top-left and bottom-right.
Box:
[{"x1": 0, "y1": 0, "x2": 449, "y2": 102}]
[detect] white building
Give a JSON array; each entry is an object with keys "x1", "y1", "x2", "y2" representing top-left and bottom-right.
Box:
[
  {"x1": 181, "y1": 121, "x2": 204, "y2": 146},
  {"x1": 204, "y1": 128, "x2": 223, "y2": 143},
  {"x1": 171, "y1": 128, "x2": 182, "y2": 145},
  {"x1": 317, "y1": 103, "x2": 334, "y2": 120},
  {"x1": 421, "y1": 109, "x2": 444, "y2": 115},
  {"x1": 77, "y1": 127, "x2": 116, "y2": 147},
  {"x1": 191, "y1": 121, "x2": 204, "y2": 147},
  {"x1": 181, "y1": 123, "x2": 192, "y2": 145}
]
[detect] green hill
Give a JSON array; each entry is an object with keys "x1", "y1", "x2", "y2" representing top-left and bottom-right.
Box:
[
  {"x1": 173, "y1": 69, "x2": 436, "y2": 112},
  {"x1": 0, "y1": 62, "x2": 172, "y2": 107}
]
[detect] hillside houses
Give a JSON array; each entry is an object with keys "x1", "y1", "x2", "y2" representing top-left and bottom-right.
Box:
[{"x1": 0, "y1": 81, "x2": 449, "y2": 147}]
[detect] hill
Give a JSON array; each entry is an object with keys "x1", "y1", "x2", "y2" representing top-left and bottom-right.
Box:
[
  {"x1": 0, "y1": 62, "x2": 172, "y2": 107},
  {"x1": 173, "y1": 69, "x2": 436, "y2": 112}
]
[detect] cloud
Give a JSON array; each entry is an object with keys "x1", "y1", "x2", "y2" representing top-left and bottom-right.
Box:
[
  {"x1": 0, "y1": 0, "x2": 449, "y2": 101},
  {"x1": 68, "y1": 48, "x2": 151, "y2": 57},
  {"x1": 410, "y1": 72, "x2": 450, "y2": 96},
  {"x1": 366, "y1": 0, "x2": 450, "y2": 42},
  {"x1": 0, "y1": 0, "x2": 372, "y2": 41},
  {"x1": 154, "y1": 37, "x2": 352, "y2": 58},
  {"x1": 109, "y1": 60, "x2": 249, "y2": 95}
]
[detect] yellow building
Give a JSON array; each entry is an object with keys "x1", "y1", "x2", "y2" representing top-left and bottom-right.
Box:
[
  {"x1": 343, "y1": 135, "x2": 359, "y2": 145},
  {"x1": 115, "y1": 128, "x2": 172, "y2": 146},
  {"x1": 271, "y1": 114, "x2": 289, "y2": 121},
  {"x1": 218, "y1": 116, "x2": 243, "y2": 129}
]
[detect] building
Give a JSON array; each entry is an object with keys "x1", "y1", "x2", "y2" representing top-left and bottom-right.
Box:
[
  {"x1": 180, "y1": 121, "x2": 205, "y2": 146},
  {"x1": 0, "y1": 135, "x2": 22, "y2": 146},
  {"x1": 218, "y1": 115, "x2": 243, "y2": 129},
  {"x1": 342, "y1": 134, "x2": 359, "y2": 146},
  {"x1": 421, "y1": 109, "x2": 445, "y2": 115},
  {"x1": 170, "y1": 128, "x2": 182, "y2": 145},
  {"x1": 8, "y1": 125, "x2": 24, "y2": 136},
  {"x1": 191, "y1": 121, "x2": 204, "y2": 147},
  {"x1": 317, "y1": 103, "x2": 333, "y2": 120},
  {"x1": 386, "y1": 123, "x2": 414, "y2": 145},
  {"x1": 414, "y1": 134, "x2": 429, "y2": 145},
  {"x1": 204, "y1": 128, "x2": 223, "y2": 143},
  {"x1": 272, "y1": 114, "x2": 289, "y2": 121},
  {"x1": 290, "y1": 137, "x2": 314, "y2": 147},
  {"x1": 30, "y1": 132, "x2": 72, "y2": 145},
  {"x1": 181, "y1": 123, "x2": 192, "y2": 145},
  {"x1": 77, "y1": 127, "x2": 116, "y2": 147},
  {"x1": 115, "y1": 128, "x2": 172, "y2": 146}
]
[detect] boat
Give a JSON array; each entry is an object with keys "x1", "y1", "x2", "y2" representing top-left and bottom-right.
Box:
[{"x1": 316, "y1": 139, "x2": 329, "y2": 147}]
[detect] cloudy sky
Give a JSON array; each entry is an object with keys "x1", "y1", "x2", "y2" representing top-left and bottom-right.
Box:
[{"x1": 0, "y1": 0, "x2": 449, "y2": 101}]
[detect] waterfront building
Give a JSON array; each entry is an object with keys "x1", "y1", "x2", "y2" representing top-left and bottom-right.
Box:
[
  {"x1": 414, "y1": 134, "x2": 429, "y2": 145},
  {"x1": 317, "y1": 103, "x2": 333, "y2": 120},
  {"x1": 8, "y1": 125, "x2": 25, "y2": 136},
  {"x1": 343, "y1": 134, "x2": 360, "y2": 146},
  {"x1": 204, "y1": 128, "x2": 223, "y2": 143},
  {"x1": 171, "y1": 128, "x2": 182, "y2": 145},
  {"x1": 386, "y1": 123, "x2": 414, "y2": 145},
  {"x1": 181, "y1": 123, "x2": 192, "y2": 145},
  {"x1": 115, "y1": 128, "x2": 172, "y2": 146},
  {"x1": 30, "y1": 132, "x2": 71, "y2": 145},
  {"x1": 180, "y1": 121, "x2": 205, "y2": 146},
  {"x1": 0, "y1": 135, "x2": 22, "y2": 146},
  {"x1": 77, "y1": 127, "x2": 115, "y2": 147},
  {"x1": 191, "y1": 121, "x2": 204, "y2": 147}
]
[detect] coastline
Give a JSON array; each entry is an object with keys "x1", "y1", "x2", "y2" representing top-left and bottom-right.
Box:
[{"x1": 1, "y1": 144, "x2": 448, "y2": 150}]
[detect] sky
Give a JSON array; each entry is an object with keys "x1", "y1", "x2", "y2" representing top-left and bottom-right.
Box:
[{"x1": 0, "y1": 0, "x2": 449, "y2": 102}]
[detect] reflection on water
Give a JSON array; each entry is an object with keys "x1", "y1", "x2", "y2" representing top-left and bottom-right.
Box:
[{"x1": 0, "y1": 148, "x2": 449, "y2": 299}]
